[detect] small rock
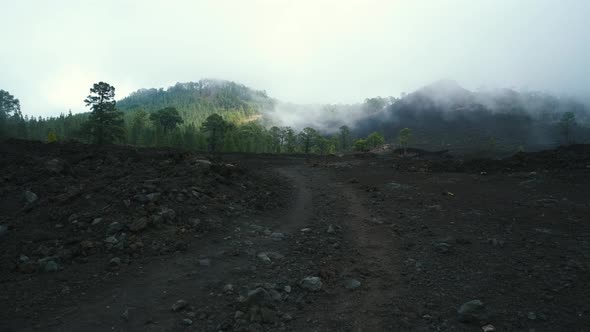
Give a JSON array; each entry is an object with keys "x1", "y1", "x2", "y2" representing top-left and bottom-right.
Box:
[
  {"x1": 171, "y1": 299, "x2": 188, "y2": 312},
  {"x1": 300, "y1": 228, "x2": 311, "y2": 233},
  {"x1": 282, "y1": 313, "x2": 293, "y2": 322},
  {"x1": 270, "y1": 232, "x2": 285, "y2": 240},
  {"x1": 327, "y1": 225, "x2": 335, "y2": 234},
  {"x1": 301, "y1": 276, "x2": 322, "y2": 291},
  {"x1": 45, "y1": 158, "x2": 65, "y2": 173},
  {"x1": 458, "y1": 299, "x2": 489, "y2": 323},
  {"x1": 527, "y1": 312, "x2": 537, "y2": 320},
  {"x1": 246, "y1": 288, "x2": 271, "y2": 306},
  {"x1": 344, "y1": 278, "x2": 361, "y2": 290},
  {"x1": 121, "y1": 308, "x2": 129, "y2": 321},
  {"x1": 109, "y1": 257, "x2": 121, "y2": 267},
  {"x1": 24, "y1": 191, "x2": 38, "y2": 204},
  {"x1": 42, "y1": 260, "x2": 59, "y2": 272},
  {"x1": 257, "y1": 253, "x2": 272, "y2": 264},
  {"x1": 68, "y1": 213, "x2": 79, "y2": 223},
  {"x1": 235, "y1": 311, "x2": 244, "y2": 319},
  {"x1": 434, "y1": 242, "x2": 452, "y2": 254},
  {"x1": 481, "y1": 324, "x2": 495, "y2": 332},
  {"x1": 19, "y1": 254, "x2": 29, "y2": 263},
  {"x1": 91, "y1": 218, "x2": 103, "y2": 225},
  {"x1": 104, "y1": 236, "x2": 118, "y2": 245},
  {"x1": 283, "y1": 285, "x2": 291, "y2": 293},
  {"x1": 199, "y1": 259, "x2": 211, "y2": 267},
  {"x1": 269, "y1": 289, "x2": 282, "y2": 301},
  {"x1": 223, "y1": 284, "x2": 234, "y2": 293},
  {"x1": 181, "y1": 318, "x2": 193, "y2": 326}
]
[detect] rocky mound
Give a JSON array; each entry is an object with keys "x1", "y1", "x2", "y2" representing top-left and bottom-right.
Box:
[{"x1": 0, "y1": 139, "x2": 288, "y2": 276}]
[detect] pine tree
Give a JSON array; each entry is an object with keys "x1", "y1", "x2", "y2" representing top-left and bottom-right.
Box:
[{"x1": 81, "y1": 82, "x2": 125, "y2": 144}]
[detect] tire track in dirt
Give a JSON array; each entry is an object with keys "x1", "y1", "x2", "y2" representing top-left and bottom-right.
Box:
[
  {"x1": 286, "y1": 165, "x2": 401, "y2": 331},
  {"x1": 274, "y1": 167, "x2": 314, "y2": 233},
  {"x1": 335, "y1": 181, "x2": 401, "y2": 331}
]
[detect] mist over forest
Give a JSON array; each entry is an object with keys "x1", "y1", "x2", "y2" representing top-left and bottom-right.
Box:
[
  {"x1": 3, "y1": 2, "x2": 590, "y2": 331},
  {"x1": 1, "y1": 78, "x2": 589, "y2": 156}
]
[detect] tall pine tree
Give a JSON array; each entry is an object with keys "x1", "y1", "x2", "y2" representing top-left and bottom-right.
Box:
[{"x1": 81, "y1": 82, "x2": 125, "y2": 144}]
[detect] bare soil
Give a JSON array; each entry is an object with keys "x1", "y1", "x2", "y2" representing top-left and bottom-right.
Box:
[{"x1": 1, "y1": 140, "x2": 589, "y2": 331}]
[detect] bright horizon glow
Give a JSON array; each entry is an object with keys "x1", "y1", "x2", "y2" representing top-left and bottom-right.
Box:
[{"x1": 1, "y1": 0, "x2": 589, "y2": 117}]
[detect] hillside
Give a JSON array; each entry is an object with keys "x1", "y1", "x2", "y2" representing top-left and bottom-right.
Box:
[
  {"x1": 117, "y1": 79, "x2": 275, "y2": 126},
  {"x1": 353, "y1": 80, "x2": 590, "y2": 154}
]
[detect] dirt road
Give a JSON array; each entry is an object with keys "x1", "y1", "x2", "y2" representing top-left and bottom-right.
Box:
[{"x1": 2, "y1": 142, "x2": 590, "y2": 331}]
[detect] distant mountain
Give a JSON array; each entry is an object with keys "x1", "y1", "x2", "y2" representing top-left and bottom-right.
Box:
[
  {"x1": 403, "y1": 79, "x2": 475, "y2": 109},
  {"x1": 352, "y1": 80, "x2": 590, "y2": 153}
]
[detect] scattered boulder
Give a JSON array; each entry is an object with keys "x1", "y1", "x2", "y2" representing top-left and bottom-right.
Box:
[
  {"x1": 257, "y1": 252, "x2": 272, "y2": 264},
  {"x1": 91, "y1": 218, "x2": 103, "y2": 225},
  {"x1": 24, "y1": 190, "x2": 38, "y2": 204},
  {"x1": 481, "y1": 324, "x2": 495, "y2": 332},
  {"x1": 104, "y1": 236, "x2": 118, "y2": 244},
  {"x1": 38, "y1": 257, "x2": 60, "y2": 272},
  {"x1": 171, "y1": 299, "x2": 188, "y2": 312},
  {"x1": 181, "y1": 318, "x2": 193, "y2": 326},
  {"x1": 246, "y1": 288, "x2": 272, "y2": 306},
  {"x1": 270, "y1": 232, "x2": 285, "y2": 240},
  {"x1": 109, "y1": 257, "x2": 121, "y2": 268},
  {"x1": 327, "y1": 225, "x2": 335, "y2": 234},
  {"x1": 45, "y1": 158, "x2": 65, "y2": 173},
  {"x1": 434, "y1": 241, "x2": 452, "y2": 254},
  {"x1": 457, "y1": 299, "x2": 489, "y2": 323},
  {"x1": 199, "y1": 258, "x2": 211, "y2": 267},
  {"x1": 300, "y1": 276, "x2": 323, "y2": 291},
  {"x1": 344, "y1": 278, "x2": 361, "y2": 290}
]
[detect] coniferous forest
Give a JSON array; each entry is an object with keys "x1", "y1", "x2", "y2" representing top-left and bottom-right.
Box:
[{"x1": 2, "y1": 79, "x2": 589, "y2": 156}]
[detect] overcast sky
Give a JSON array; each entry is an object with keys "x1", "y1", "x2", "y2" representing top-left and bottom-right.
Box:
[{"x1": 1, "y1": 0, "x2": 589, "y2": 117}]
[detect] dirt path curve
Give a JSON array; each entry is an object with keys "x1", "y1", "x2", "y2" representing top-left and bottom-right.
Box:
[
  {"x1": 21, "y1": 163, "x2": 402, "y2": 332},
  {"x1": 337, "y1": 184, "x2": 400, "y2": 331},
  {"x1": 283, "y1": 164, "x2": 402, "y2": 331}
]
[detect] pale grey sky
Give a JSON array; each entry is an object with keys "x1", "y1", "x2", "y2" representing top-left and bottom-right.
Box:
[{"x1": 1, "y1": 0, "x2": 589, "y2": 116}]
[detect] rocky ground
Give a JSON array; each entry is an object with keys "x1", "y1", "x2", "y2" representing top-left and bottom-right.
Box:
[{"x1": 1, "y1": 140, "x2": 589, "y2": 331}]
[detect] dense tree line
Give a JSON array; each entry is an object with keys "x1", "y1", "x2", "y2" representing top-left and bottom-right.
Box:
[
  {"x1": 0, "y1": 82, "x2": 368, "y2": 154},
  {"x1": 354, "y1": 81, "x2": 590, "y2": 153},
  {"x1": 2, "y1": 79, "x2": 589, "y2": 156}
]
